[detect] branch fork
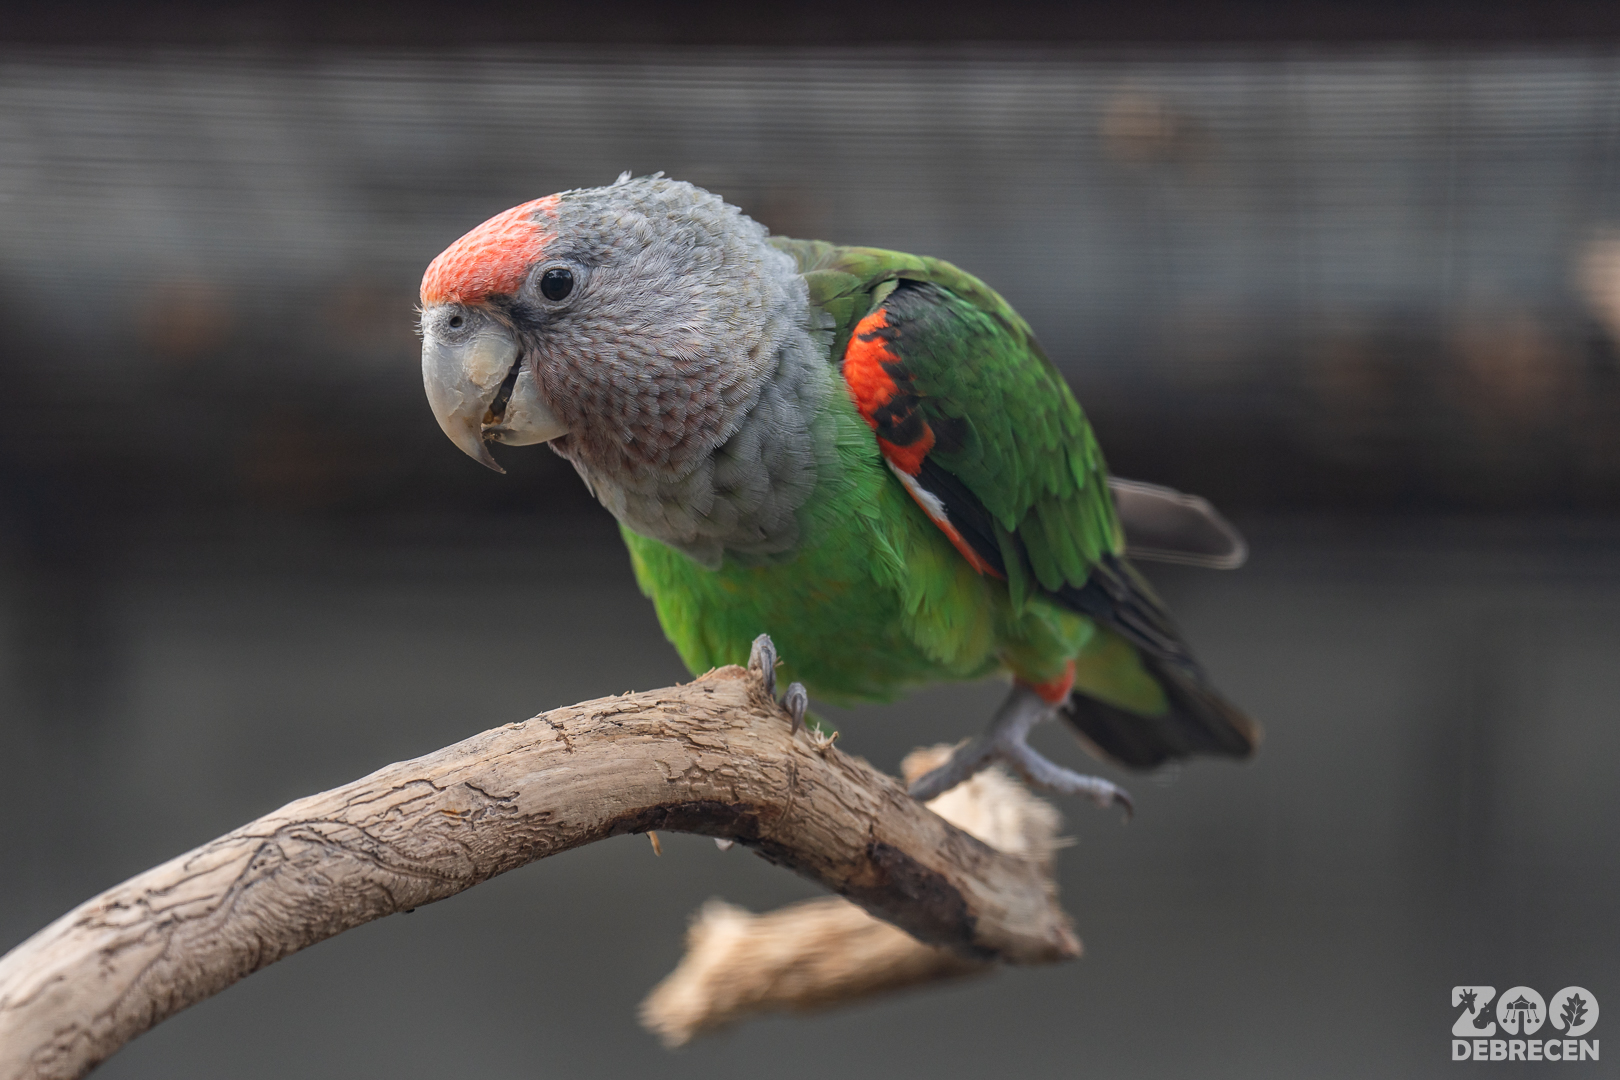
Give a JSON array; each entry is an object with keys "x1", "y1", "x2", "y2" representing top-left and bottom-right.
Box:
[{"x1": 0, "y1": 637, "x2": 1080, "y2": 1080}]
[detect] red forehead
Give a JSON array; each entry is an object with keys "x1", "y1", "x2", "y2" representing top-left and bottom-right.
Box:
[{"x1": 420, "y1": 195, "x2": 560, "y2": 305}]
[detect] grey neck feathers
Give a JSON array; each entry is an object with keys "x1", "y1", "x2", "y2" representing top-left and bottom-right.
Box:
[{"x1": 536, "y1": 177, "x2": 835, "y2": 568}]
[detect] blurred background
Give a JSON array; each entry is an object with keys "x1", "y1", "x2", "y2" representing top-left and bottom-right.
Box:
[{"x1": 1, "y1": 3, "x2": 1617, "y2": 1077}]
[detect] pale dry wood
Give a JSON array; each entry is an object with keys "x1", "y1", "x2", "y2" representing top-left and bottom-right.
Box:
[
  {"x1": 640, "y1": 747, "x2": 1070, "y2": 1046},
  {"x1": 0, "y1": 659, "x2": 1080, "y2": 1080}
]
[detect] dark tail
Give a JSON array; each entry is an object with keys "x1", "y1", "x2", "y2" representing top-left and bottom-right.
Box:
[{"x1": 1060, "y1": 652, "x2": 1262, "y2": 771}]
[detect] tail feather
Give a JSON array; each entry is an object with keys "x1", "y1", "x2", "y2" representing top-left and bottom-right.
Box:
[{"x1": 1061, "y1": 653, "x2": 1261, "y2": 771}]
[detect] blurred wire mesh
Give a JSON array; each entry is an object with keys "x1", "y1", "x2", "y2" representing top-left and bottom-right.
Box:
[{"x1": 2, "y1": 46, "x2": 1619, "y2": 522}]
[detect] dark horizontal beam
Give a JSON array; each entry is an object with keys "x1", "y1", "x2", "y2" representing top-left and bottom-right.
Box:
[{"x1": 6, "y1": 0, "x2": 1620, "y2": 47}]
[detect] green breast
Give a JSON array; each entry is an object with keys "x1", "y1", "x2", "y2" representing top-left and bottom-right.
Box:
[{"x1": 619, "y1": 390, "x2": 1093, "y2": 704}]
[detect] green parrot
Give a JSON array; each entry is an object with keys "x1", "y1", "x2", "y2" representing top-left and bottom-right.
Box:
[{"x1": 419, "y1": 174, "x2": 1258, "y2": 811}]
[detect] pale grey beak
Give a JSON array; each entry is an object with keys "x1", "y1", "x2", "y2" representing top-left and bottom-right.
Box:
[{"x1": 421, "y1": 322, "x2": 568, "y2": 473}]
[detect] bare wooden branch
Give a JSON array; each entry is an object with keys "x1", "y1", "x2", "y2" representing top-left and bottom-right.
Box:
[
  {"x1": 0, "y1": 658, "x2": 1079, "y2": 1080},
  {"x1": 640, "y1": 747, "x2": 1070, "y2": 1046}
]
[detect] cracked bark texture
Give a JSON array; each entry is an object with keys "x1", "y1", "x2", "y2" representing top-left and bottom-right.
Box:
[{"x1": 0, "y1": 660, "x2": 1079, "y2": 1080}]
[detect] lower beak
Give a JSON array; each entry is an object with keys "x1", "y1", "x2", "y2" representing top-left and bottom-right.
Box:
[{"x1": 421, "y1": 325, "x2": 567, "y2": 473}]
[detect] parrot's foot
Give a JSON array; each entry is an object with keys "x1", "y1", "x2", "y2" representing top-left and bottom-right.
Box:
[
  {"x1": 907, "y1": 684, "x2": 1133, "y2": 818},
  {"x1": 748, "y1": 634, "x2": 810, "y2": 734}
]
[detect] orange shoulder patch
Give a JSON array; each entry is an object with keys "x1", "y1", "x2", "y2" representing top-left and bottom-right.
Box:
[
  {"x1": 843, "y1": 304, "x2": 1001, "y2": 579},
  {"x1": 843, "y1": 308, "x2": 900, "y2": 424},
  {"x1": 842, "y1": 308, "x2": 935, "y2": 475}
]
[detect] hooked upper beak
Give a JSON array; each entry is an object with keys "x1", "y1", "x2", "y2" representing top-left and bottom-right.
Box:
[{"x1": 421, "y1": 320, "x2": 568, "y2": 473}]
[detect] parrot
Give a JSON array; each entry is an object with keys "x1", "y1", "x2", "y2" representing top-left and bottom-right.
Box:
[{"x1": 418, "y1": 174, "x2": 1259, "y2": 812}]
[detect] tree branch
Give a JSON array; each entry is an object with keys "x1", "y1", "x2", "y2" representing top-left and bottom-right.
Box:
[
  {"x1": 640, "y1": 745, "x2": 1071, "y2": 1046},
  {"x1": 0, "y1": 652, "x2": 1079, "y2": 1080}
]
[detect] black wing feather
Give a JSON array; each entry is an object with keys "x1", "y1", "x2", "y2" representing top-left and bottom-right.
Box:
[{"x1": 914, "y1": 459, "x2": 1200, "y2": 677}]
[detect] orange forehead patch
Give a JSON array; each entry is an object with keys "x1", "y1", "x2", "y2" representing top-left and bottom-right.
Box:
[{"x1": 420, "y1": 195, "x2": 560, "y2": 305}]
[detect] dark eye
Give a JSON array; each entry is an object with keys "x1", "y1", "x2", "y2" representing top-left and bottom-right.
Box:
[
  {"x1": 540, "y1": 267, "x2": 574, "y2": 302},
  {"x1": 447, "y1": 314, "x2": 464, "y2": 329}
]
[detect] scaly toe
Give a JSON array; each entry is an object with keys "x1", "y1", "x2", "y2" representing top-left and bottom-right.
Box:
[
  {"x1": 907, "y1": 738, "x2": 996, "y2": 802},
  {"x1": 998, "y1": 738, "x2": 1132, "y2": 819},
  {"x1": 781, "y1": 682, "x2": 808, "y2": 734},
  {"x1": 747, "y1": 633, "x2": 779, "y2": 700}
]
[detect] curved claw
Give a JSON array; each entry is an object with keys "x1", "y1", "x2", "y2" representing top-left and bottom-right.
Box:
[
  {"x1": 781, "y1": 681, "x2": 808, "y2": 734},
  {"x1": 747, "y1": 634, "x2": 778, "y2": 701},
  {"x1": 999, "y1": 740, "x2": 1133, "y2": 821}
]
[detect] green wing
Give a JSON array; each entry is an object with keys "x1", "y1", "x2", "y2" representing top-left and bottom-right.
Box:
[
  {"x1": 773, "y1": 238, "x2": 1122, "y2": 611},
  {"x1": 774, "y1": 238, "x2": 1260, "y2": 768}
]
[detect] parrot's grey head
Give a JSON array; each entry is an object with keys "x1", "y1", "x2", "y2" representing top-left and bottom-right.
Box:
[{"x1": 418, "y1": 175, "x2": 804, "y2": 482}]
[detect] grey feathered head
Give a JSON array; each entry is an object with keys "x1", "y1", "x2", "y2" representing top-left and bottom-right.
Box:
[{"x1": 418, "y1": 175, "x2": 833, "y2": 565}]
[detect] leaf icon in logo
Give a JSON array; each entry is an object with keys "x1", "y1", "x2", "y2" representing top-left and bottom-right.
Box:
[{"x1": 1549, "y1": 986, "x2": 1600, "y2": 1039}]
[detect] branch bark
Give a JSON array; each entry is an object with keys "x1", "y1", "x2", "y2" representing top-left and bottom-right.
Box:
[
  {"x1": 0, "y1": 655, "x2": 1079, "y2": 1080},
  {"x1": 639, "y1": 745, "x2": 1070, "y2": 1046}
]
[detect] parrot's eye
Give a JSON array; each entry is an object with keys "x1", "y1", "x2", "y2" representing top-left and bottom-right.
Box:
[
  {"x1": 447, "y1": 314, "x2": 464, "y2": 329},
  {"x1": 539, "y1": 267, "x2": 574, "y2": 302}
]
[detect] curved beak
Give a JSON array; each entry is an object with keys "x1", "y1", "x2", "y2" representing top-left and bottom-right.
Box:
[{"x1": 421, "y1": 322, "x2": 568, "y2": 473}]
